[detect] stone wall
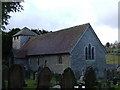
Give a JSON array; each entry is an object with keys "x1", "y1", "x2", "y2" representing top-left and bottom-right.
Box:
[
  {"x1": 28, "y1": 54, "x2": 71, "y2": 74},
  {"x1": 12, "y1": 35, "x2": 32, "y2": 49},
  {"x1": 14, "y1": 58, "x2": 29, "y2": 70},
  {"x1": 70, "y1": 26, "x2": 106, "y2": 78}
]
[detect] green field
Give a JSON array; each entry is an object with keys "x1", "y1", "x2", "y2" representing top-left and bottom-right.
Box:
[{"x1": 106, "y1": 54, "x2": 120, "y2": 64}]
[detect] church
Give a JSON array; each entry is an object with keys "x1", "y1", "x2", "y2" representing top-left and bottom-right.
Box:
[{"x1": 10, "y1": 23, "x2": 107, "y2": 78}]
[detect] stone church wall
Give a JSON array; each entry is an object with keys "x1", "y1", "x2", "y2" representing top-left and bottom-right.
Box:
[
  {"x1": 70, "y1": 26, "x2": 106, "y2": 78},
  {"x1": 28, "y1": 54, "x2": 71, "y2": 74}
]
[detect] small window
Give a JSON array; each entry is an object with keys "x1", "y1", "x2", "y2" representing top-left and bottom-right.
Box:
[
  {"x1": 92, "y1": 47, "x2": 94, "y2": 59},
  {"x1": 17, "y1": 36, "x2": 19, "y2": 39},
  {"x1": 85, "y1": 47, "x2": 88, "y2": 60},
  {"x1": 45, "y1": 60, "x2": 47, "y2": 67},
  {"x1": 85, "y1": 44, "x2": 95, "y2": 60},
  {"x1": 14, "y1": 36, "x2": 16, "y2": 40},
  {"x1": 58, "y1": 56, "x2": 62, "y2": 64},
  {"x1": 37, "y1": 58, "x2": 39, "y2": 65},
  {"x1": 88, "y1": 44, "x2": 91, "y2": 59}
]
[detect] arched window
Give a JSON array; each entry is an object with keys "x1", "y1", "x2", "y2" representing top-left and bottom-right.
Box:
[
  {"x1": 85, "y1": 47, "x2": 88, "y2": 60},
  {"x1": 14, "y1": 36, "x2": 16, "y2": 40},
  {"x1": 88, "y1": 44, "x2": 91, "y2": 59},
  {"x1": 92, "y1": 47, "x2": 94, "y2": 59},
  {"x1": 58, "y1": 56, "x2": 62, "y2": 64},
  {"x1": 85, "y1": 44, "x2": 95, "y2": 60},
  {"x1": 37, "y1": 57, "x2": 39, "y2": 65}
]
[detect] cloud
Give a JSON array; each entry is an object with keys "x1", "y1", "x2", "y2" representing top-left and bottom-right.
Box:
[
  {"x1": 94, "y1": 25, "x2": 118, "y2": 45},
  {"x1": 6, "y1": 0, "x2": 119, "y2": 44},
  {"x1": 90, "y1": 0, "x2": 118, "y2": 29}
]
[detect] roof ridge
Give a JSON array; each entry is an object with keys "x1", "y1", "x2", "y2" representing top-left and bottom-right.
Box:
[
  {"x1": 32, "y1": 23, "x2": 90, "y2": 38},
  {"x1": 53, "y1": 23, "x2": 90, "y2": 33},
  {"x1": 13, "y1": 27, "x2": 38, "y2": 36}
]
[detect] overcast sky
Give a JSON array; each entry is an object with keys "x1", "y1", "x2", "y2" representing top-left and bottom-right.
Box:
[{"x1": 6, "y1": 0, "x2": 119, "y2": 45}]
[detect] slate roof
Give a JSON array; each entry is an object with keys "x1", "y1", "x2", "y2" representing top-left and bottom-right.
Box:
[
  {"x1": 13, "y1": 27, "x2": 38, "y2": 36},
  {"x1": 12, "y1": 49, "x2": 27, "y2": 58},
  {"x1": 19, "y1": 23, "x2": 90, "y2": 56}
]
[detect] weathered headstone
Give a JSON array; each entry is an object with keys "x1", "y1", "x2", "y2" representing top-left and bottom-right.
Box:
[
  {"x1": 101, "y1": 82, "x2": 109, "y2": 90},
  {"x1": 8, "y1": 64, "x2": 24, "y2": 89},
  {"x1": 84, "y1": 66, "x2": 96, "y2": 88},
  {"x1": 35, "y1": 67, "x2": 43, "y2": 85},
  {"x1": 37, "y1": 67, "x2": 52, "y2": 89},
  {"x1": 35, "y1": 72, "x2": 38, "y2": 81},
  {"x1": 60, "y1": 67, "x2": 76, "y2": 89},
  {"x1": 79, "y1": 75, "x2": 85, "y2": 84}
]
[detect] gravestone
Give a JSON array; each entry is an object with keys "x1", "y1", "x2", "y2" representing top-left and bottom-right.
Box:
[
  {"x1": 35, "y1": 67, "x2": 43, "y2": 84},
  {"x1": 8, "y1": 64, "x2": 24, "y2": 89},
  {"x1": 101, "y1": 82, "x2": 109, "y2": 90},
  {"x1": 79, "y1": 75, "x2": 85, "y2": 84},
  {"x1": 84, "y1": 66, "x2": 96, "y2": 88},
  {"x1": 60, "y1": 67, "x2": 76, "y2": 89},
  {"x1": 37, "y1": 67, "x2": 52, "y2": 89}
]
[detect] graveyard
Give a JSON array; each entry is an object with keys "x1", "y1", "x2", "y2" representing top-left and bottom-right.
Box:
[
  {"x1": 2, "y1": 64, "x2": 120, "y2": 89},
  {"x1": 1, "y1": 1, "x2": 119, "y2": 90}
]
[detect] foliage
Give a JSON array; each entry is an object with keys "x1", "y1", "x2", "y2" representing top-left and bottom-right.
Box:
[
  {"x1": 84, "y1": 66, "x2": 97, "y2": 88},
  {"x1": 2, "y1": 28, "x2": 20, "y2": 59},
  {"x1": 31, "y1": 29, "x2": 52, "y2": 35},
  {"x1": 106, "y1": 42, "x2": 110, "y2": 48},
  {"x1": 2, "y1": 2, "x2": 23, "y2": 29},
  {"x1": 24, "y1": 79, "x2": 37, "y2": 88}
]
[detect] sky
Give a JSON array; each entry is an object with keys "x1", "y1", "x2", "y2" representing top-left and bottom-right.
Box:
[{"x1": 6, "y1": 0, "x2": 119, "y2": 45}]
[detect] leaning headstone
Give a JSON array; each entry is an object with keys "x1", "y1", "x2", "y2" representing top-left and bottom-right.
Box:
[
  {"x1": 60, "y1": 67, "x2": 77, "y2": 89},
  {"x1": 37, "y1": 67, "x2": 52, "y2": 89},
  {"x1": 35, "y1": 72, "x2": 38, "y2": 81},
  {"x1": 79, "y1": 75, "x2": 85, "y2": 84},
  {"x1": 8, "y1": 64, "x2": 24, "y2": 89},
  {"x1": 36, "y1": 67, "x2": 43, "y2": 84}
]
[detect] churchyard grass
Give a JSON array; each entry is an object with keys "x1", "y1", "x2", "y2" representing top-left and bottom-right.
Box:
[
  {"x1": 111, "y1": 82, "x2": 120, "y2": 89},
  {"x1": 24, "y1": 79, "x2": 37, "y2": 88},
  {"x1": 50, "y1": 76, "x2": 59, "y2": 86}
]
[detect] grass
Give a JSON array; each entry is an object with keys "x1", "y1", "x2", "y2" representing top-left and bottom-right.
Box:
[
  {"x1": 24, "y1": 79, "x2": 37, "y2": 88},
  {"x1": 111, "y1": 82, "x2": 120, "y2": 89},
  {"x1": 3, "y1": 78, "x2": 120, "y2": 89},
  {"x1": 106, "y1": 54, "x2": 120, "y2": 64},
  {"x1": 24, "y1": 76, "x2": 59, "y2": 89}
]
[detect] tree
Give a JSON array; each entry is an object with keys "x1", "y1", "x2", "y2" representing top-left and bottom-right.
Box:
[
  {"x1": 2, "y1": 28, "x2": 20, "y2": 59},
  {"x1": 2, "y1": 2, "x2": 23, "y2": 29},
  {"x1": 106, "y1": 42, "x2": 110, "y2": 48}
]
